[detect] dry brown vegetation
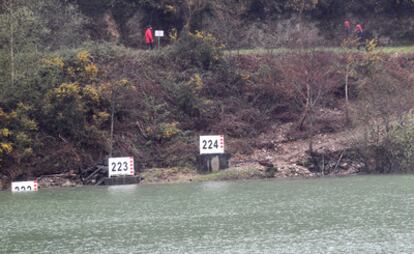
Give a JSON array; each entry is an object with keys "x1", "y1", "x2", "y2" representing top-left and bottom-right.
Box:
[{"x1": 89, "y1": 42, "x2": 414, "y2": 176}]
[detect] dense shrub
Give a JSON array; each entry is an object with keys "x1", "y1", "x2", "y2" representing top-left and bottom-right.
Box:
[
  {"x1": 0, "y1": 104, "x2": 37, "y2": 177},
  {"x1": 352, "y1": 50, "x2": 414, "y2": 173},
  {"x1": 0, "y1": 49, "x2": 112, "y2": 179},
  {"x1": 387, "y1": 117, "x2": 414, "y2": 173},
  {"x1": 170, "y1": 31, "x2": 223, "y2": 70}
]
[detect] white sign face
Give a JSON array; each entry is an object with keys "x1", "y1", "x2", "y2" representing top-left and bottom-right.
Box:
[
  {"x1": 108, "y1": 157, "x2": 135, "y2": 177},
  {"x1": 155, "y1": 30, "x2": 164, "y2": 37},
  {"x1": 200, "y1": 135, "x2": 225, "y2": 155},
  {"x1": 11, "y1": 180, "x2": 38, "y2": 192}
]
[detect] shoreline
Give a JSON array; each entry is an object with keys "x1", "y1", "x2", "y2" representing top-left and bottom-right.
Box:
[{"x1": 0, "y1": 165, "x2": 362, "y2": 191}]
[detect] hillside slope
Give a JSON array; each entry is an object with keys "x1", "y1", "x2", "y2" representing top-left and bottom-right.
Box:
[{"x1": 2, "y1": 35, "x2": 414, "y2": 183}]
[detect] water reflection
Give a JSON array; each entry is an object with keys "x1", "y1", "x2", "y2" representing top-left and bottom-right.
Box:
[
  {"x1": 107, "y1": 184, "x2": 138, "y2": 193},
  {"x1": 200, "y1": 181, "x2": 230, "y2": 191}
]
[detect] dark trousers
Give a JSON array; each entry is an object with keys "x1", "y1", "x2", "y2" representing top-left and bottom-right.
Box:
[
  {"x1": 357, "y1": 36, "x2": 365, "y2": 50},
  {"x1": 345, "y1": 28, "x2": 351, "y2": 38},
  {"x1": 147, "y1": 43, "x2": 153, "y2": 50}
]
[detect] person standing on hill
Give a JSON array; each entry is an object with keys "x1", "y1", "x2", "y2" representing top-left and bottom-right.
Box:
[
  {"x1": 145, "y1": 25, "x2": 154, "y2": 50},
  {"x1": 344, "y1": 20, "x2": 351, "y2": 38},
  {"x1": 355, "y1": 23, "x2": 365, "y2": 50}
]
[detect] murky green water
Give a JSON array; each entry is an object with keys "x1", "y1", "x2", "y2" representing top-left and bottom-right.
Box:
[{"x1": 1, "y1": 175, "x2": 414, "y2": 253}]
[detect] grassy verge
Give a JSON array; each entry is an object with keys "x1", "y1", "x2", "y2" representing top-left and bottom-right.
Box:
[
  {"x1": 225, "y1": 46, "x2": 414, "y2": 56},
  {"x1": 140, "y1": 167, "x2": 265, "y2": 184},
  {"x1": 195, "y1": 167, "x2": 264, "y2": 182},
  {"x1": 59, "y1": 43, "x2": 414, "y2": 60}
]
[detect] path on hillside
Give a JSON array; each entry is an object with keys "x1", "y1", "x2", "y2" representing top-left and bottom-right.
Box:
[
  {"x1": 225, "y1": 46, "x2": 414, "y2": 55},
  {"x1": 134, "y1": 45, "x2": 414, "y2": 56}
]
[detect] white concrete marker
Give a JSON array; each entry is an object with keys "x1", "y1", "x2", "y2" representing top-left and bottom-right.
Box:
[
  {"x1": 108, "y1": 157, "x2": 135, "y2": 177},
  {"x1": 199, "y1": 135, "x2": 225, "y2": 155},
  {"x1": 11, "y1": 180, "x2": 38, "y2": 192}
]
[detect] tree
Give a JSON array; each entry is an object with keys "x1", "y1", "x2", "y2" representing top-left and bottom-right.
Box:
[
  {"x1": 36, "y1": 0, "x2": 89, "y2": 50},
  {"x1": 184, "y1": 0, "x2": 210, "y2": 32},
  {"x1": 286, "y1": 0, "x2": 319, "y2": 47},
  {"x1": 340, "y1": 39, "x2": 359, "y2": 125},
  {"x1": 99, "y1": 79, "x2": 132, "y2": 156},
  {"x1": 0, "y1": 0, "x2": 42, "y2": 101},
  {"x1": 280, "y1": 52, "x2": 339, "y2": 152},
  {"x1": 355, "y1": 50, "x2": 413, "y2": 142},
  {"x1": 0, "y1": 0, "x2": 88, "y2": 103}
]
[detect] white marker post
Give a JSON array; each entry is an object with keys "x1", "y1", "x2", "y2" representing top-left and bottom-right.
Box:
[
  {"x1": 154, "y1": 30, "x2": 164, "y2": 49},
  {"x1": 108, "y1": 157, "x2": 135, "y2": 178},
  {"x1": 199, "y1": 135, "x2": 225, "y2": 155},
  {"x1": 11, "y1": 180, "x2": 38, "y2": 192}
]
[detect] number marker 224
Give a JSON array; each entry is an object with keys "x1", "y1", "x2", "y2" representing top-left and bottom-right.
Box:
[{"x1": 199, "y1": 135, "x2": 225, "y2": 154}]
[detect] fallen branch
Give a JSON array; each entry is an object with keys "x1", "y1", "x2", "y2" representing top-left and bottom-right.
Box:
[{"x1": 333, "y1": 151, "x2": 345, "y2": 173}]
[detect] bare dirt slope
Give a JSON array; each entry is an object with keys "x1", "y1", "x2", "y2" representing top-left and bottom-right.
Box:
[{"x1": 231, "y1": 108, "x2": 363, "y2": 177}]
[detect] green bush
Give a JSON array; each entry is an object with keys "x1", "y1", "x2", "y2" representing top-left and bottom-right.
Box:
[
  {"x1": 387, "y1": 115, "x2": 414, "y2": 173},
  {"x1": 170, "y1": 31, "x2": 223, "y2": 70}
]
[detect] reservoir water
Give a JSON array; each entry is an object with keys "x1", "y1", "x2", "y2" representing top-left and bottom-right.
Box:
[{"x1": 1, "y1": 175, "x2": 414, "y2": 253}]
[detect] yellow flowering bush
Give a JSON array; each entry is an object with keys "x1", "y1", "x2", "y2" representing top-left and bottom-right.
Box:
[
  {"x1": 144, "y1": 122, "x2": 181, "y2": 143},
  {"x1": 189, "y1": 73, "x2": 203, "y2": 91},
  {"x1": 83, "y1": 85, "x2": 100, "y2": 102},
  {"x1": 43, "y1": 80, "x2": 109, "y2": 142},
  {"x1": 76, "y1": 50, "x2": 91, "y2": 63},
  {"x1": 172, "y1": 30, "x2": 224, "y2": 70},
  {"x1": 54, "y1": 82, "x2": 81, "y2": 98},
  {"x1": 42, "y1": 56, "x2": 65, "y2": 69},
  {"x1": 0, "y1": 143, "x2": 13, "y2": 154},
  {"x1": 84, "y1": 63, "x2": 98, "y2": 79},
  {"x1": 67, "y1": 66, "x2": 76, "y2": 76},
  {"x1": 0, "y1": 104, "x2": 37, "y2": 170},
  {"x1": 1, "y1": 49, "x2": 110, "y2": 174},
  {"x1": 193, "y1": 31, "x2": 224, "y2": 49},
  {"x1": 169, "y1": 28, "x2": 178, "y2": 42},
  {"x1": 118, "y1": 79, "x2": 129, "y2": 87},
  {"x1": 1, "y1": 128, "x2": 11, "y2": 137},
  {"x1": 40, "y1": 50, "x2": 100, "y2": 88},
  {"x1": 159, "y1": 122, "x2": 181, "y2": 140},
  {"x1": 93, "y1": 112, "x2": 110, "y2": 127}
]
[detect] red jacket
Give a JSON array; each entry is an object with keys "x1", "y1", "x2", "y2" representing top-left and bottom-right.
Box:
[
  {"x1": 145, "y1": 28, "x2": 153, "y2": 44},
  {"x1": 355, "y1": 24, "x2": 363, "y2": 33}
]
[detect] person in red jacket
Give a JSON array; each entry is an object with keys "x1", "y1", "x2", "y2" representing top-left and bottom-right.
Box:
[
  {"x1": 344, "y1": 20, "x2": 351, "y2": 38},
  {"x1": 145, "y1": 25, "x2": 154, "y2": 50},
  {"x1": 355, "y1": 23, "x2": 365, "y2": 50}
]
